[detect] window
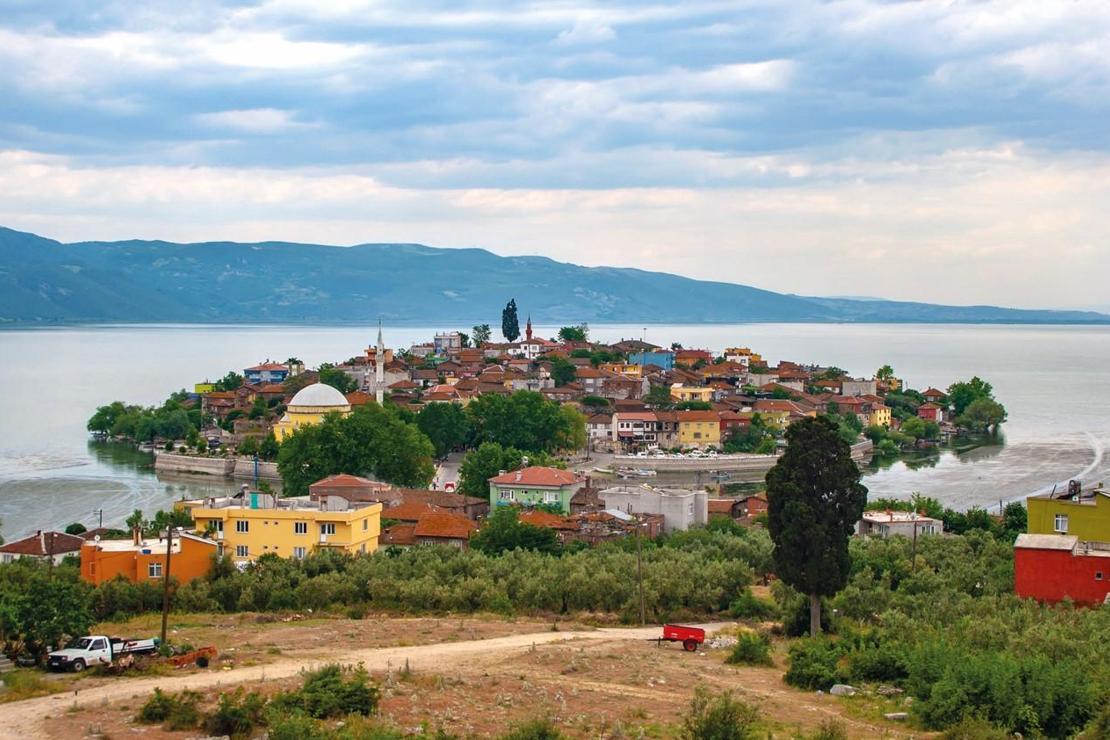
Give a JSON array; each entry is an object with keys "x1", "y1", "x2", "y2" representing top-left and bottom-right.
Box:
[
  {"x1": 91, "y1": 639, "x2": 106, "y2": 650},
  {"x1": 293, "y1": 547, "x2": 306, "y2": 559},
  {"x1": 1097, "y1": 571, "x2": 1104, "y2": 581},
  {"x1": 213, "y1": 520, "x2": 224, "y2": 533},
  {"x1": 544, "y1": 491, "x2": 558, "y2": 503},
  {"x1": 235, "y1": 545, "x2": 249, "y2": 558},
  {"x1": 320, "y1": 522, "x2": 337, "y2": 536},
  {"x1": 363, "y1": 518, "x2": 369, "y2": 531},
  {"x1": 235, "y1": 519, "x2": 249, "y2": 533},
  {"x1": 1054, "y1": 514, "x2": 1069, "y2": 533},
  {"x1": 148, "y1": 562, "x2": 163, "y2": 578},
  {"x1": 294, "y1": 521, "x2": 307, "y2": 535}
]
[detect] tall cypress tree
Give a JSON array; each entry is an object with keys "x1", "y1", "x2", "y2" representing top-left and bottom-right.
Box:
[
  {"x1": 766, "y1": 416, "x2": 867, "y2": 636},
  {"x1": 501, "y1": 298, "x2": 520, "y2": 342}
]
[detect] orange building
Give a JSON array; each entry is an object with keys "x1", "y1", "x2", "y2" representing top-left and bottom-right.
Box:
[{"x1": 80, "y1": 531, "x2": 218, "y2": 586}]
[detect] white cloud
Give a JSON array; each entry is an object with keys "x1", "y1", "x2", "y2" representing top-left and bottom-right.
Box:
[
  {"x1": 555, "y1": 20, "x2": 617, "y2": 46},
  {"x1": 193, "y1": 108, "x2": 318, "y2": 133}
]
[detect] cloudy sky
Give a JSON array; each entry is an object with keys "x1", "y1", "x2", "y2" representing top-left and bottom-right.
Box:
[{"x1": 2, "y1": 1, "x2": 1108, "y2": 308}]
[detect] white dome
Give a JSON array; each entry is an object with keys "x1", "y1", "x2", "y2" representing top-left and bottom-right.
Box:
[{"x1": 288, "y1": 382, "x2": 350, "y2": 408}]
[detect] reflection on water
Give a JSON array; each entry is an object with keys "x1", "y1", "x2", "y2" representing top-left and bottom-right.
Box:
[{"x1": 88, "y1": 441, "x2": 155, "y2": 473}]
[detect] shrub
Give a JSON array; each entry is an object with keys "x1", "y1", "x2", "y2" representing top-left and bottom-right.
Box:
[
  {"x1": 136, "y1": 688, "x2": 200, "y2": 730},
  {"x1": 784, "y1": 639, "x2": 843, "y2": 691},
  {"x1": 270, "y1": 664, "x2": 379, "y2": 719},
  {"x1": 808, "y1": 720, "x2": 848, "y2": 740},
  {"x1": 203, "y1": 688, "x2": 267, "y2": 737},
  {"x1": 499, "y1": 718, "x2": 564, "y2": 740},
  {"x1": 728, "y1": 588, "x2": 776, "y2": 620},
  {"x1": 679, "y1": 687, "x2": 760, "y2": 740},
  {"x1": 936, "y1": 716, "x2": 1010, "y2": 740},
  {"x1": 267, "y1": 712, "x2": 328, "y2": 740},
  {"x1": 726, "y1": 632, "x2": 773, "y2": 666}
]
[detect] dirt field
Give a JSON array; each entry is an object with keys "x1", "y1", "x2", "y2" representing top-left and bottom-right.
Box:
[{"x1": 5, "y1": 615, "x2": 922, "y2": 739}]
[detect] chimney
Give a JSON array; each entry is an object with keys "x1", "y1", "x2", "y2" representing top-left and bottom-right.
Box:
[{"x1": 132, "y1": 526, "x2": 142, "y2": 546}]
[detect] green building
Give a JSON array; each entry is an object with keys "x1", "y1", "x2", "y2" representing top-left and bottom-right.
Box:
[{"x1": 488, "y1": 466, "x2": 583, "y2": 514}]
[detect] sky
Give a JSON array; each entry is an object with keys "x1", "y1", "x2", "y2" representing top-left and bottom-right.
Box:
[{"x1": 1, "y1": 1, "x2": 1108, "y2": 310}]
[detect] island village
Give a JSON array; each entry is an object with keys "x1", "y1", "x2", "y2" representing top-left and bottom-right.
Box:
[{"x1": 0, "y1": 313, "x2": 1105, "y2": 739}]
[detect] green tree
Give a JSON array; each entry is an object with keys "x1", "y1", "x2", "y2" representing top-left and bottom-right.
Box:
[
  {"x1": 680, "y1": 687, "x2": 760, "y2": 740},
  {"x1": 258, "y1": 433, "x2": 280, "y2": 461},
  {"x1": 247, "y1": 396, "x2": 268, "y2": 420},
  {"x1": 317, "y1": 364, "x2": 358, "y2": 395},
  {"x1": 579, "y1": 395, "x2": 610, "y2": 410},
  {"x1": 472, "y1": 324, "x2": 492, "y2": 345},
  {"x1": 277, "y1": 405, "x2": 435, "y2": 495},
  {"x1": 876, "y1": 364, "x2": 894, "y2": 381},
  {"x1": 64, "y1": 522, "x2": 87, "y2": 535},
  {"x1": 557, "y1": 324, "x2": 588, "y2": 342},
  {"x1": 416, "y1": 402, "x2": 473, "y2": 457},
  {"x1": 1, "y1": 570, "x2": 94, "y2": 660},
  {"x1": 766, "y1": 416, "x2": 867, "y2": 636},
  {"x1": 644, "y1": 384, "x2": 674, "y2": 408},
  {"x1": 946, "y1": 376, "x2": 995, "y2": 415},
  {"x1": 676, "y1": 400, "x2": 713, "y2": 411},
  {"x1": 467, "y1": 391, "x2": 573, "y2": 452},
  {"x1": 214, "y1": 371, "x2": 244, "y2": 391},
  {"x1": 553, "y1": 404, "x2": 587, "y2": 451},
  {"x1": 550, "y1": 356, "x2": 577, "y2": 387},
  {"x1": 87, "y1": 401, "x2": 128, "y2": 434},
  {"x1": 501, "y1": 298, "x2": 520, "y2": 342},
  {"x1": 457, "y1": 442, "x2": 560, "y2": 498},
  {"x1": 470, "y1": 506, "x2": 560, "y2": 555},
  {"x1": 955, "y1": 398, "x2": 1007, "y2": 433},
  {"x1": 237, "y1": 436, "x2": 260, "y2": 456},
  {"x1": 723, "y1": 414, "x2": 774, "y2": 454}
]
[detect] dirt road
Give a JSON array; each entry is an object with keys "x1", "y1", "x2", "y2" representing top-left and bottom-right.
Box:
[{"x1": 2, "y1": 626, "x2": 672, "y2": 739}]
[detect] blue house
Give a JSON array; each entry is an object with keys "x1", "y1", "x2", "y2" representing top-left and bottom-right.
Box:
[
  {"x1": 244, "y1": 362, "x2": 290, "y2": 385},
  {"x1": 629, "y1": 350, "x2": 675, "y2": 371}
]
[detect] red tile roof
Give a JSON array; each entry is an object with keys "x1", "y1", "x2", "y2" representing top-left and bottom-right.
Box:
[
  {"x1": 310, "y1": 474, "x2": 382, "y2": 488},
  {"x1": 0, "y1": 531, "x2": 84, "y2": 556},
  {"x1": 414, "y1": 511, "x2": 477, "y2": 540},
  {"x1": 519, "y1": 510, "x2": 578, "y2": 530},
  {"x1": 381, "y1": 523, "x2": 417, "y2": 546},
  {"x1": 246, "y1": 363, "x2": 288, "y2": 371},
  {"x1": 675, "y1": 410, "x2": 720, "y2": 422},
  {"x1": 382, "y1": 502, "x2": 440, "y2": 522},
  {"x1": 488, "y1": 466, "x2": 581, "y2": 487}
]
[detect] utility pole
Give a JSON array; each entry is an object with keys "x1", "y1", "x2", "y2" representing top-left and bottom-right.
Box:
[
  {"x1": 93, "y1": 509, "x2": 104, "y2": 530},
  {"x1": 631, "y1": 505, "x2": 646, "y2": 626},
  {"x1": 911, "y1": 513, "x2": 919, "y2": 573},
  {"x1": 160, "y1": 527, "x2": 174, "y2": 646}
]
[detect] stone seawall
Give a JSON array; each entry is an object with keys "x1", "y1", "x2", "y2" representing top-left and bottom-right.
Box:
[
  {"x1": 154, "y1": 452, "x2": 281, "y2": 481},
  {"x1": 613, "y1": 440, "x2": 873, "y2": 473}
]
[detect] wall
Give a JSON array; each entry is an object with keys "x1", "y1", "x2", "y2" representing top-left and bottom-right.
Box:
[
  {"x1": 1027, "y1": 494, "x2": 1110, "y2": 542},
  {"x1": 612, "y1": 440, "x2": 873, "y2": 472},
  {"x1": 154, "y1": 452, "x2": 236, "y2": 476},
  {"x1": 1015, "y1": 546, "x2": 1110, "y2": 606}
]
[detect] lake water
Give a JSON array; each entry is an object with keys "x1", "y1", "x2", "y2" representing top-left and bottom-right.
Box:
[{"x1": 1, "y1": 323, "x2": 1108, "y2": 540}]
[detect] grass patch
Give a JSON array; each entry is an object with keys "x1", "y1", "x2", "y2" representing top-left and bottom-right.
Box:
[{"x1": 0, "y1": 669, "x2": 67, "y2": 703}]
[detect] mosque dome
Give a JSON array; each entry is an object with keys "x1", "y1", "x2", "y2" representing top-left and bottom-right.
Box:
[{"x1": 288, "y1": 382, "x2": 350, "y2": 409}]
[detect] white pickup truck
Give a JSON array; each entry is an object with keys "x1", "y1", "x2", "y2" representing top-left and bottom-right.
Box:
[{"x1": 46, "y1": 635, "x2": 159, "y2": 672}]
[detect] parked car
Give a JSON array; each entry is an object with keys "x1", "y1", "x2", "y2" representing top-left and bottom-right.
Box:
[{"x1": 47, "y1": 635, "x2": 159, "y2": 672}]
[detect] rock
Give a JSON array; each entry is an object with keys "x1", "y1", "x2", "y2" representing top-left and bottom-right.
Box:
[
  {"x1": 883, "y1": 712, "x2": 909, "y2": 721},
  {"x1": 876, "y1": 685, "x2": 903, "y2": 696},
  {"x1": 830, "y1": 684, "x2": 858, "y2": 696}
]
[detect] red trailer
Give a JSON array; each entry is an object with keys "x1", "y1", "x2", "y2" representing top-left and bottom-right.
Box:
[{"x1": 660, "y1": 624, "x2": 705, "y2": 652}]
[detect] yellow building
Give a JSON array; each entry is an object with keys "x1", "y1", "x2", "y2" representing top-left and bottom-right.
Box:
[
  {"x1": 670, "y1": 384, "x2": 714, "y2": 403},
  {"x1": 1027, "y1": 488, "x2": 1110, "y2": 543},
  {"x1": 724, "y1": 347, "x2": 763, "y2": 365},
  {"x1": 599, "y1": 363, "x2": 642, "y2": 378},
  {"x1": 869, "y1": 404, "x2": 892, "y2": 428},
  {"x1": 184, "y1": 492, "x2": 382, "y2": 563},
  {"x1": 195, "y1": 382, "x2": 216, "y2": 394},
  {"x1": 676, "y1": 410, "x2": 722, "y2": 447},
  {"x1": 274, "y1": 383, "x2": 352, "y2": 441}
]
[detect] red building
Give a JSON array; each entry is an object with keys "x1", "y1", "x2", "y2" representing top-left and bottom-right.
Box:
[
  {"x1": 1014, "y1": 534, "x2": 1109, "y2": 606},
  {"x1": 916, "y1": 402, "x2": 944, "y2": 423}
]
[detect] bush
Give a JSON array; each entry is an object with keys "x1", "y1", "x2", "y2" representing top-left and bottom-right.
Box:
[
  {"x1": 136, "y1": 688, "x2": 200, "y2": 730},
  {"x1": 679, "y1": 687, "x2": 760, "y2": 740},
  {"x1": 936, "y1": 717, "x2": 1011, "y2": 740},
  {"x1": 808, "y1": 720, "x2": 848, "y2": 740},
  {"x1": 203, "y1": 688, "x2": 267, "y2": 737},
  {"x1": 267, "y1": 712, "x2": 328, "y2": 740},
  {"x1": 270, "y1": 664, "x2": 378, "y2": 719},
  {"x1": 728, "y1": 588, "x2": 776, "y2": 620},
  {"x1": 784, "y1": 639, "x2": 843, "y2": 691},
  {"x1": 726, "y1": 631, "x2": 773, "y2": 666},
  {"x1": 499, "y1": 718, "x2": 564, "y2": 739}
]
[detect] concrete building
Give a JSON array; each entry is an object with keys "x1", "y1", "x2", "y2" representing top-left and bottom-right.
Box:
[
  {"x1": 1014, "y1": 533, "x2": 1110, "y2": 605},
  {"x1": 488, "y1": 466, "x2": 584, "y2": 514},
  {"x1": 599, "y1": 485, "x2": 708, "y2": 533},
  {"x1": 243, "y1": 362, "x2": 290, "y2": 385},
  {"x1": 274, "y1": 382, "x2": 351, "y2": 441},
  {"x1": 81, "y1": 530, "x2": 217, "y2": 586},
  {"x1": 183, "y1": 490, "x2": 382, "y2": 564},
  {"x1": 1026, "y1": 484, "x2": 1110, "y2": 543},
  {"x1": 841, "y1": 378, "x2": 879, "y2": 397},
  {"x1": 856, "y1": 510, "x2": 944, "y2": 538}
]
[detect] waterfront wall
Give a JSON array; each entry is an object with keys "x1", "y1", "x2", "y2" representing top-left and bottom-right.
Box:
[
  {"x1": 612, "y1": 440, "x2": 873, "y2": 473},
  {"x1": 154, "y1": 452, "x2": 281, "y2": 481}
]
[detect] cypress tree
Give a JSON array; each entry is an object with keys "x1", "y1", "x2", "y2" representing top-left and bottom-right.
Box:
[{"x1": 501, "y1": 298, "x2": 520, "y2": 342}]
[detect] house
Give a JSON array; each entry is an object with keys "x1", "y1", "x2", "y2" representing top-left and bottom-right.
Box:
[
  {"x1": 599, "y1": 362, "x2": 642, "y2": 378},
  {"x1": 0, "y1": 530, "x2": 85, "y2": 564},
  {"x1": 587, "y1": 413, "x2": 613, "y2": 442},
  {"x1": 856, "y1": 510, "x2": 944, "y2": 538},
  {"x1": 244, "y1": 362, "x2": 290, "y2": 385},
  {"x1": 868, "y1": 402, "x2": 893, "y2": 428},
  {"x1": 676, "y1": 410, "x2": 722, "y2": 447},
  {"x1": 675, "y1": 349, "x2": 713, "y2": 366},
  {"x1": 1026, "y1": 485, "x2": 1110, "y2": 543},
  {"x1": 841, "y1": 378, "x2": 879, "y2": 397},
  {"x1": 412, "y1": 511, "x2": 477, "y2": 548},
  {"x1": 599, "y1": 485, "x2": 708, "y2": 533},
  {"x1": 1014, "y1": 534, "x2": 1110, "y2": 606},
  {"x1": 434, "y1": 332, "x2": 463, "y2": 356},
  {"x1": 723, "y1": 347, "x2": 762, "y2": 366},
  {"x1": 488, "y1": 466, "x2": 584, "y2": 514},
  {"x1": 613, "y1": 411, "x2": 661, "y2": 447},
  {"x1": 309, "y1": 474, "x2": 392, "y2": 503},
  {"x1": 81, "y1": 529, "x2": 217, "y2": 586},
  {"x1": 184, "y1": 491, "x2": 382, "y2": 563},
  {"x1": 753, "y1": 399, "x2": 812, "y2": 428},
  {"x1": 629, "y1": 350, "x2": 675, "y2": 371},
  {"x1": 387, "y1": 489, "x2": 489, "y2": 520},
  {"x1": 670, "y1": 384, "x2": 714, "y2": 404},
  {"x1": 917, "y1": 402, "x2": 944, "y2": 423},
  {"x1": 922, "y1": 388, "x2": 947, "y2": 403}
]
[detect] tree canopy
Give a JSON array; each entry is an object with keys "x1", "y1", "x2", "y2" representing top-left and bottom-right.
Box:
[
  {"x1": 549, "y1": 355, "x2": 577, "y2": 387},
  {"x1": 416, "y1": 402, "x2": 473, "y2": 457},
  {"x1": 501, "y1": 299, "x2": 520, "y2": 342},
  {"x1": 766, "y1": 416, "x2": 867, "y2": 636},
  {"x1": 457, "y1": 442, "x2": 561, "y2": 498},
  {"x1": 470, "y1": 506, "x2": 560, "y2": 555},
  {"x1": 277, "y1": 405, "x2": 435, "y2": 495},
  {"x1": 466, "y1": 391, "x2": 581, "y2": 452},
  {"x1": 471, "y1": 324, "x2": 492, "y2": 346},
  {"x1": 317, "y1": 364, "x2": 358, "y2": 394},
  {"x1": 946, "y1": 376, "x2": 995, "y2": 415},
  {"x1": 557, "y1": 324, "x2": 588, "y2": 342}
]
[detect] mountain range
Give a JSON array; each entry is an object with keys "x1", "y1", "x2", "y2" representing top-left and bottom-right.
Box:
[{"x1": 1, "y1": 226, "x2": 1106, "y2": 326}]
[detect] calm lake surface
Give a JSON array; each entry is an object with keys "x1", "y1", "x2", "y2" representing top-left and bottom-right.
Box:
[{"x1": 1, "y1": 323, "x2": 1108, "y2": 539}]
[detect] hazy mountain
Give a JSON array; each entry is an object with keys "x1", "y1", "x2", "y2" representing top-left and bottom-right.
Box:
[{"x1": 2, "y1": 227, "x2": 1107, "y2": 325}]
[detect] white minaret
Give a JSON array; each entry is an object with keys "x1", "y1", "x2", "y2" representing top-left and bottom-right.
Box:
[{"x1": 375, "y1": 319, "x2": 386, "y2": 405}]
